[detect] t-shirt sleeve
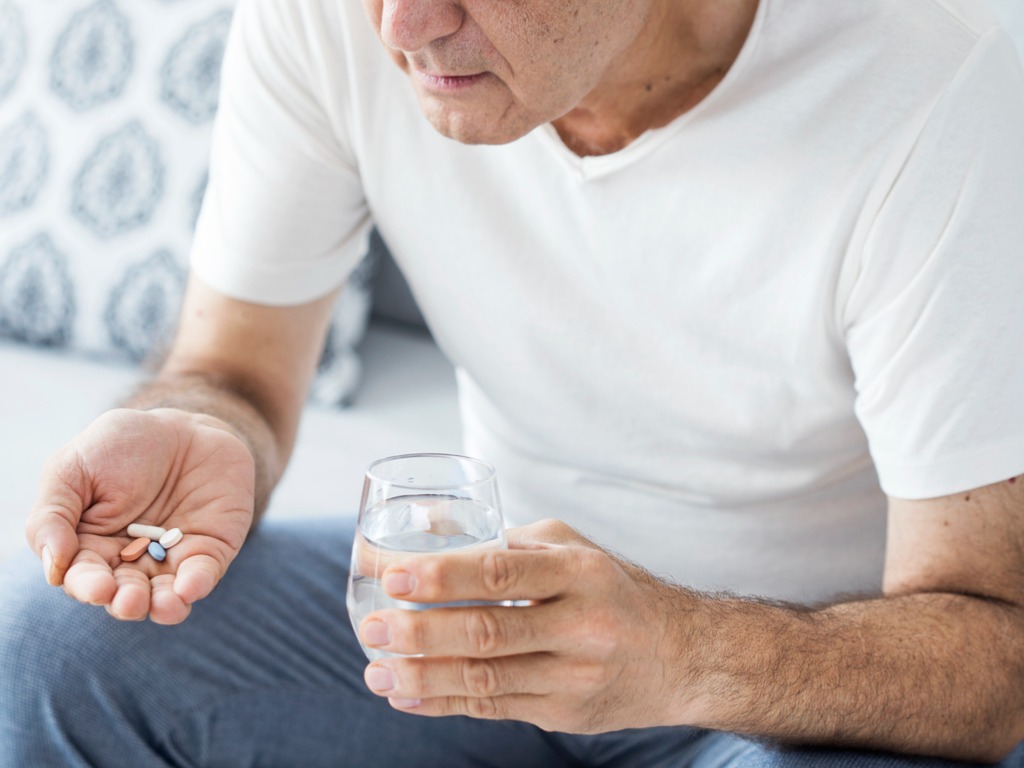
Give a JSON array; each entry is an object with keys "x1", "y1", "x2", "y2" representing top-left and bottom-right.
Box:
[
  {"x1": 843, "y1": 28, "x2": 1024, "y2": 499},
  {"x1": 189, "y1": 0, "x2": 370, "y2": 306}
]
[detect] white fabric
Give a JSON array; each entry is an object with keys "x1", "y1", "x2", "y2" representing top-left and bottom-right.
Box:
[
  {"x1": 191, "y1": 0, "x2": 1024, "y2": 602},
  {"x1": 989, "y1": 0, "x2": 1024, "y2": 58}
]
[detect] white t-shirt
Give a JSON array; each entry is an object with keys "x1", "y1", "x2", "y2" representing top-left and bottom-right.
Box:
[{"x1": 192, "y1": 0, "x2": 1024, "y2": 603}]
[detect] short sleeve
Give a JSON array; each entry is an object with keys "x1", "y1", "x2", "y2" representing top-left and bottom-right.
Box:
[
  {"x1": 844, "y1": 28, "x2": 1024, "y2": 499},
  {"x1": 189, "y1": 0, "x2": 370, "y2": 306}
]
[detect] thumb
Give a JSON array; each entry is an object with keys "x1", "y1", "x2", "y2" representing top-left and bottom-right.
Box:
[
  {"x1": 26, "y1": 506, "x2": 80, "y2": 587},
  {"x1": 25, "y1": 447, "x2": 89, "y2": 586}
]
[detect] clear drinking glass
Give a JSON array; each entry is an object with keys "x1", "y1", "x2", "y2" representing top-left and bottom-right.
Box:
[{"x1": 346, "y1": 453, "x2": 508, "y2": 660}]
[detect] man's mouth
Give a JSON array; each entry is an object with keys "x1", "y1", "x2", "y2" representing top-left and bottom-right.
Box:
[{"x1": 410, "y1": 62, "x2": 490, "y2": 92}]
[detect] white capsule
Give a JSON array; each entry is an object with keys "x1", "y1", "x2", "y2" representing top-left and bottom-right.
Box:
[
  {"x1": 127, "y1": 523, "x2": 167, "y2": 540},
  {"x1": 158, "y1": 528, "x2": 183, "y2": 549}
]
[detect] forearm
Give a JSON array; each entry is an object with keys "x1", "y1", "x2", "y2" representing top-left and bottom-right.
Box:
[
  {"x1": 673, "y1": 589, "x2": 1024, "y2": 761},
  {"x1": 121, "y1": 372, "x2": 286, "y2": 520}
]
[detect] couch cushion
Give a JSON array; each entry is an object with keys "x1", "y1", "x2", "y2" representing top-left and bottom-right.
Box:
[{"x1": 0, "y1": 0, "x2": 372, "y2": 405}]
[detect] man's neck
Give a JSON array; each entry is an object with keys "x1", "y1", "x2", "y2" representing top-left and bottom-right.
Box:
[{"x1": 552, "y1": 0, "x2": 759, "y2": 157}]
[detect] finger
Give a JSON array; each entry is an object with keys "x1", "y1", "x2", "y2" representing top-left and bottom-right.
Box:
[
  {"x1": 26, "y1": 514, "x2": 79, "y2": 587},
  {"x1": 361, "y1": 602, "x2": 567, "y2": 658},
  {"x1": 383, "y1": 546, "x2": 586, "y2": 604},
  {"x1": 387, "y1": 692, "x2": 549, "y2": 724},
  {"x1": 26, "y1": 450, "x2": 89, "y2": 586},
  {"x1": 107, "y1": 567, "x2": 152, "y2": 621},
  {"x1": 365, "y1": 653, "x2": 561, "y2": 701},
  {"x1": 62, "y1": 549, "x2": 117, "y2": 606},
  {"x1": 149, "y1": 574, "x2": 192, "y2": 625},
  {"x1": 173, "y1": 553, "x2": 223, "y2": 605}
]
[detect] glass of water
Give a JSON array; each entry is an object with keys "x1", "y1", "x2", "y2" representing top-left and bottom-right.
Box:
[{"x1": 346, "y1": 453, "x2": 507, "y2": 660}]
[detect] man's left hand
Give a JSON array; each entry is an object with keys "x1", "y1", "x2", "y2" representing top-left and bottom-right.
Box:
[{"x1": 357, "y1": 518, "x2": 692, "y2": 733}]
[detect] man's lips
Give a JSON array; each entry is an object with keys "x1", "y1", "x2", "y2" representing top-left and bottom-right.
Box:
[{"x1": 411, "y1": 65, "x2": 490, "y2": 92}]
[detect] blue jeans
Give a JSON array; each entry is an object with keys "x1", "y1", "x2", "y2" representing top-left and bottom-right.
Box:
[{"x1": 1, "y1": 519, "x2": 1020, "y2": 767}]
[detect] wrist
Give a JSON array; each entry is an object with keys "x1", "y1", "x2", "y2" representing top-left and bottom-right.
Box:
[
  {"x1": 658, "y1": 586, "x2": 720, "y2": 727},
  {"x1": 125, "y1": 387, "x2": 280, "y2": 517}
]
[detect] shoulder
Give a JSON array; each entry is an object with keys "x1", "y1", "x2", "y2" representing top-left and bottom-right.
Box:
[
  {"x1": 754, "y1": 0, "x2": 1020, "y2": 124},
  {"x1": 230, "y1": 0, "x2": 380, "y2": 70},
  {"x1": 763, "y1": 0, "x2": 1003, "y2": 69}
]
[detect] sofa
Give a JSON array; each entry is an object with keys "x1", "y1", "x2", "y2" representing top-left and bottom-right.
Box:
[{"x1": 1, "y1": 1, "x2": 1022, "y2": 567}]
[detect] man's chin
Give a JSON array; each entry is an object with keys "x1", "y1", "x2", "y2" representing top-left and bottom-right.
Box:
[{"x1": 419, "y1": 99, "x2": 537, "y2": 147}]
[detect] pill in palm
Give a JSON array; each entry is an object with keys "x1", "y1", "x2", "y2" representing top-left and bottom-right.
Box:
[
  {"x1": 159, "y1": 528, "x2": 183, "y2": 549},
  {"x1": 128, "y1": 523, "x2": 166, "y2": 540},
  {"x1": 147, "y1": 541, "x2": 167, "y2": 562},
  {"x1": 120, "y1": 537, "x2": 150, "y2": 562}
]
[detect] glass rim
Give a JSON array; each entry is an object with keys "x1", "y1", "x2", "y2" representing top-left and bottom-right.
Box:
[{"x1": 365, "y1": 452, "x2": 497, "y2": 492}]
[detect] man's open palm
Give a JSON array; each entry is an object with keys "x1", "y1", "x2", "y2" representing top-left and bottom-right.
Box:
[{"x1": 25, "y1": 408, "x2": 256, "y2": 624}]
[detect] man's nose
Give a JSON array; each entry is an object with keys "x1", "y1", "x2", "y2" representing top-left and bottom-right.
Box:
[{"x1": 380, "y1": 0, "x2": 464, "y2": 52}]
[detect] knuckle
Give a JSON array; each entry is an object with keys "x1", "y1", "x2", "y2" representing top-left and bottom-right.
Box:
[
  {"x1": 575, "y1": 547, "x2": 609, "y2": 576},
  {"x1": 462, "y1": 658, "x2": 500, "y2": 697},
  {"x1": 465, "y1": 695, "x2": 501, "y2": 720},
  {"x1": 533, "y1": 518, "x2": 573, "y2": 541},
  {"x1": 572, "y1": 547, "x2": 622, "y2": 593},
  {"x1": 561, "y1": 606, "x2": 614, "y2": 663},
  {"x1": 578, "y1": 607, "x2": 622, "y2": 656},
  {"x1": 466, "y1": 609, "x2": 505, "y2": 656},
  {"x1": 480, "y1": 550, "x2": 516, "y2": 596},
  {"x1": 565, "y1": 548, "x2": 599, "y2": 589}
]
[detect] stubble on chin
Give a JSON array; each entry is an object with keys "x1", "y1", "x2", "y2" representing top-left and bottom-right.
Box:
[{"x1": 416, "y1": 87, "x2": 546, "y2": 146}]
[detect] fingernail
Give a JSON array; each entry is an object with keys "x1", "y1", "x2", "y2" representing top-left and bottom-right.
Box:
[
  {"x1": 383, "y1": 571, "x2": 415, "y2": 596},
  {"x1": 389, "y1": 697, "x2": 421, "y2": 709},
  {"x1": 366, "y1": 665, "x2": 396, "y2": 693},
  {"x1": 363, "y1": 619, "x2": 391, "y2": 647},
  {"x1": 41, "y1": 546, "x2": 55, "y2": 585}
]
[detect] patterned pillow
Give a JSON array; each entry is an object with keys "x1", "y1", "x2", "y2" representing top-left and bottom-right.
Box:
[{"x1": 0, "y1": 0, "x2": 373, "y2": 406}]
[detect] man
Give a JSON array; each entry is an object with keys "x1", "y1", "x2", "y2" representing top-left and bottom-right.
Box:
[{"x1": 4, "y1": 0, "x2": 1024, "y2": 765}]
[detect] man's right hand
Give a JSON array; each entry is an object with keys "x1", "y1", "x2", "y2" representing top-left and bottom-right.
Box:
[{"x1": 24, "y1": 407, "x2": 256, "y2": 625}]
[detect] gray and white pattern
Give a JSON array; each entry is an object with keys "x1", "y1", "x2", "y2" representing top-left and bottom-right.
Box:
[
  {"x1": 104, "y1": 249, "x2": 185, "y2": 361},
  {"x1": 71, "y1": 121, "x2": 165, "y2": 238},
  {"x1": 0, "y1": 233, "x2": 75, "y2": 347},
  {"x1": 50, "y1": 0, "x2": 133, "y2": 112},
  {"x1": 0, "y1": 0, "x2": 26, "y2": 103},
  {"x1": 161, "y1": 11, "x2": 232, "y2": 124},
  {"x1": 0, "y1": 111, "x2": 48, "y2": 217},
  {"x1": 0, "y1": 1, "x2": 373, "y2": 405}
]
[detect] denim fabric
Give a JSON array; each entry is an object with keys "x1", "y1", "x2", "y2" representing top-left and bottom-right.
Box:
[{"x1": 1, "y1": 519, "x2": 1020, "y2": 768}]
